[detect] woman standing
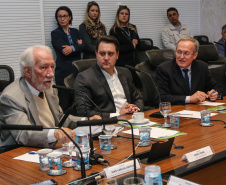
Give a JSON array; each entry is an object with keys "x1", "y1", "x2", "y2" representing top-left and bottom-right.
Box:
[
  {"x1": 110, "y1": 6, "x2": 142, "y2": 67},
  {"x1": 51, "y1": 6, "x2": 85, "y2": 111},
  {"x1": 79, "y1": 1, "x2": 106, "y2": 59}
]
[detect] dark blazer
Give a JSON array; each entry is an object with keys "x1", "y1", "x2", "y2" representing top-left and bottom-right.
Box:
[
  {"x1": 79, "y1": 23, "x2": 106, "y2": 59},
  {"x1": 109, "y1": 25, "x2": 140, "y2": 67},
  {"x1": 51, "y1": 26, "x2": 86, "y2": 84},
  {"x1": 73, "y1": 64, "x2": 143, "y2": 118},
  {"x1": 156, "y1": 59, "x2": 222, "y2": 105}
]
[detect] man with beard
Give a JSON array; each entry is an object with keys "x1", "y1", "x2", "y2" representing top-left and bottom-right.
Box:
[
  {"x1": 74, "y1": 35, "x2": 143, "y2": 118},
  {"x1": 162, "y1": 7, "x2": 193, "y2": 50},
  {"x1": 0, "y1": 45, "x2": 100, "y2": 148},
  {"x1": 156, "y1": 37, "x2": 222, "y2": 105}
]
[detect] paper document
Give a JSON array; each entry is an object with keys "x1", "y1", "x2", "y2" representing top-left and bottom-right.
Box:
[
  {"x1": 74, "y1": 126, "x2": 102, "y2": 135},
  {"x1": 175, "y1": 110, "x2": 217, "y2": 119},
  {"x1": 14, "y1": 152, "x2": 40, "y2": 163},
  {"x1": 198, "y1": 101, "x2": 225, "y2": 106},
  {"x1": 122, "y1": 127, "x2": 179, "y2": 139}
]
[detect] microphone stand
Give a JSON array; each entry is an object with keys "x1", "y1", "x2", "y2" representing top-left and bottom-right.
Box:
[
  {"x1": 53, "y1": 85, "x2": 103, "y2": 165},
  {"x1": 77, "y1": 118, "x2": 138, "y2": 178}
]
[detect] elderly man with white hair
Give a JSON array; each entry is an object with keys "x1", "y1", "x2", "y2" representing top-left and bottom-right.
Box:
[{"x1": 0, "y1": 45, "x2": 100, "y2": 148}]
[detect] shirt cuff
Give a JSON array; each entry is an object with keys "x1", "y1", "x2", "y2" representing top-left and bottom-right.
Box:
[
  {"x1": 81, "y1": 117, "x2": 86, "y2": 121},
  {"x1": 110, "y1": 113, "x2": 120, "y2": 117},
  {"x1": 72, "y1": 46, "x2": 75, "y2": 52},
  {"x1": 185, "y1": 96, "x2": 190, "y2": 103},
  {"x1": 48, "y1": 129, "x2": 57, "y2": 143}
]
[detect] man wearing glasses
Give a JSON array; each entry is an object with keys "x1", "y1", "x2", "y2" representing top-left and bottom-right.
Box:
[
  {"x1": 162, "y1": 7, "x2": 193, "y2": 50},
  {"x1": 156, "y1": 37, "x2": 222, "y2": 105}
]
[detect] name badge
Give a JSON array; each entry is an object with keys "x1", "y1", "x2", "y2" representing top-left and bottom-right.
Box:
[
  {"x1": 103, "y1": 159, "x2": 141, "y2": 179},
  {"x1": 181, "y1": 146, "x2": 214, "y2": 163}
]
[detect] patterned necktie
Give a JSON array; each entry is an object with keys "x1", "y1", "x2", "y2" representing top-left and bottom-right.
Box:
[
  {"x1": 38, "y1": 92, "x2": 44, "y2": 99},
  {"x1": 183, "y1": 69, "x2": 190, "y2": 93}
]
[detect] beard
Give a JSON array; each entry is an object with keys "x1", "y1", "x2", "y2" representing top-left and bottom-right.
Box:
[{"x1": 32, "y1": 72, "x2": 53, "y2": 91}]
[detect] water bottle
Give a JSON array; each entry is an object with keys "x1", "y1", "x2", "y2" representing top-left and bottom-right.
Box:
[
  {"x1": 144, "y1": 165, "x2": 163, "y2": 185},
  {"x1": 75, "y1": 129, "x2": 89, "y2": 148}
]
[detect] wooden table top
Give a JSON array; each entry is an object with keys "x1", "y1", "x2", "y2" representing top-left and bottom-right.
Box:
[{"x1": 1, "y1": 98, "x2": 226, "y2": 185}]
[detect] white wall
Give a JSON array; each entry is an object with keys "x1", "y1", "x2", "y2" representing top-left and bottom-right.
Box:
[
  {"x1": 200, "y1": 0, "x2": 226, "y2": 42},
  {"x1": 0, "y1": 0, "x2": 225, "y2": 79}
]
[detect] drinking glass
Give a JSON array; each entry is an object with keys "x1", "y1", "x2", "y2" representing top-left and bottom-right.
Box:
[
  {"x1": 159, "y1": 102, "x2": 171, "y2": 128},
  {"x1": 123, "y1": 177, "x2": 144, "y2": 185},
  {"x1": 97, "y1": 178, "x2": 118, "y2": 185},
  {"x1": 102, "y1": 125, "x2": 117, "y2": 149},
  {"x1": 62, "y1": 136, "x2": 76, "y2": 167}
]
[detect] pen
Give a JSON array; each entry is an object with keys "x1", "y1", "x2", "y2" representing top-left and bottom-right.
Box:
[
  {"x1": 28, "y1": 151, "x2": 38, "y2": 154},
  {"x1": 208, "y1": 90, "x2": 217, "y2": 97}
]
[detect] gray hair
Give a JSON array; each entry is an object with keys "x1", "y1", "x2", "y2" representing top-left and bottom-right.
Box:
[
  {"x1": 177, "y1": 36, "x2": 199, "y2": 53},
  {"x1": 20, "y1": 45, "x2": 52, "y2": 77}
]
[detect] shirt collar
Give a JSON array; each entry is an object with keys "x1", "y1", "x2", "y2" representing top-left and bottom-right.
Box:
[
  {"x1": 101, "y1": 67, "x2": 118, "y2": 80},
  {"x1": 25, "y1": 80, "x2": 41, "y2": 96},
  {"x1": 180, "y1": 65, "x2": 191, "y2": 72}
]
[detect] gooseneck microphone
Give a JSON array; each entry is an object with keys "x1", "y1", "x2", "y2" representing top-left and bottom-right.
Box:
[
  {"x1": 125, "y1": 65, "x2": 161, "y2": 103},
  {"x1": 0, "y1": 124, "x2": 44, "y2": 130}
]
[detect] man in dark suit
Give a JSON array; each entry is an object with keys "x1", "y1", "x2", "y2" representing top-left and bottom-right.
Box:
[
  {"x1": 74, "y1": 35, "x2": 143, "y2": 118},
  {"x1": 156, "y1": 36, "x2": 222, "y2": 105}
]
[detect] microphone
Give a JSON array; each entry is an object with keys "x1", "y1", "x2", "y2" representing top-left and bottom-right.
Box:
[
  {"x1": 77, "y1": 117, "x2": 118, "y2": 127},
  {"x1": 53, "y1": 85, "x2": 103, "y2": 118},
  {"x1": 0, "y1": 124, "x2": 43, "y2": 130}
]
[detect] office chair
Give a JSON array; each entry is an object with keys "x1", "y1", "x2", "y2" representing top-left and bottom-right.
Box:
[
  {"x1": 194, "y1": 35, "x2": 213, "y2": 45},
  {"x1": 0, "y1": 65, "x2": 15, "y2": 93},
  {"x1": 135, "y1": 49, "x2": 174, "y2": 110},
  {"x1": 136, "y1": 38, "x2": 159, "y2": 64}
]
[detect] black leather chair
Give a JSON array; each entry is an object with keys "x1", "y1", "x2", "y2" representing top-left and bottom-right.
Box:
[
  {"x1": 64, "y1": 58, "x2": 97, "y2": 88},
  {"x1": 135, "y1": 49, "x2": 175, "y2": 110},
  {"x1": 0, "y1": 65, "x2": 14, "y2": 94},
  {"x1": 196, "y1": 45, "x2": 226, "y2": 95},
  {"x1": 136, "y1": 38, "x2": 159, "y2": 64},
  {"x1": 194, "y1": 35, "x2": 213, "y2": 45}
]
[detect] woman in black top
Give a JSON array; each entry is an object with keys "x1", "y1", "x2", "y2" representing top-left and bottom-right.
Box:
[
  {"x1": 110, "y1": 5, "x2": 141, "y2": 67},
  {"x1": 79, "y1": 1, "x2": 106, "y2": 59}
]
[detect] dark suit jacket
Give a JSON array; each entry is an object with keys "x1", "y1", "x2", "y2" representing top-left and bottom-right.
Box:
[
  {"x1": 156, "y1": 59, "x2": 222, "y2": 105},
  {"x1": 73, "y1": 64, "x2": 143, "y2": 118},
  {"x1": 79, "y1": 23, "x2": 106, "y2": 59},
  {"x1": 51, "y1": 26, "x2": 85, "y2": 84}
]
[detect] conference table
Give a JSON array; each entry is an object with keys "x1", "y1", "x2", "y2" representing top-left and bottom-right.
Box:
[{"x1": 1, "y1": 98, "x2": 226, "y2": 185}]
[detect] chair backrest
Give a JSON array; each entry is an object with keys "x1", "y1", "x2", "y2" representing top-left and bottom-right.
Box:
[
  {"x1": 136, "y1": 49, "x2": 174, "y2": 109},
  {"x1": 64, "y1": 58, "x2": 97, "y2": 88},
  {"x1": 194, "y1": 35, "x2": 213, "y2": 45},
  {"x1": 73, "y1": 58, "x2": 97, "y2": 72},
  {"x1": 0, "y1": 65, "x2": 14, "y2": 92},
  {"x1": 145, "y1": 49, "x2": 175, "y2": 68}
]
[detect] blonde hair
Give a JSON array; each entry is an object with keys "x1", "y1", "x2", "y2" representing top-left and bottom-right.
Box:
[{"x1": 110, "y1": 5, "x2": 136, "y2": 33}]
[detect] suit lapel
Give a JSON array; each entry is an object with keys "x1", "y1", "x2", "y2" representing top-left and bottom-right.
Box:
[
  {"x1": 172, "y1": 60, "x2": 190, "y2": 94},
  {"x1": 59, "y1": 26, "x2": 70, "y2": 45},
  {"x1": 20, "y1": 78, "x2": 40, "y2": 125},
  {"x1": 94, "y1": 64, "x2": 114, "y2": 101}
]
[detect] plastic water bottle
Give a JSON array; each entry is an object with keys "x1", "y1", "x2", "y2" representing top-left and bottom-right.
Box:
[
  {"x1": 75, "y1": 130, "x2": 89, "y2": 148},
  {"x1": 144, "y1": 165, "x2": 163, "y2": 185}
]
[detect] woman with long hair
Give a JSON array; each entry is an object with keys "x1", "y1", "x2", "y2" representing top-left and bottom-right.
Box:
[
  {"x1": 51, "y1": 6, "x2": 85, "y2": 111},
  {"x1": 79, "y1": 1, "x2": 106, "y2": 59},
  {"x1": 110, "y1": 5, "x2": 142, "y2": 67}
]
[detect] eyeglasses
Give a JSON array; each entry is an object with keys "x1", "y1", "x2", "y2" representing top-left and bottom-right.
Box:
[
  {"x1": 57, "y1": 15, "x2": 69, "y2": 19},
  {"x1": 176, "y1": 50, "x2": 194, "y2": 58}
]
